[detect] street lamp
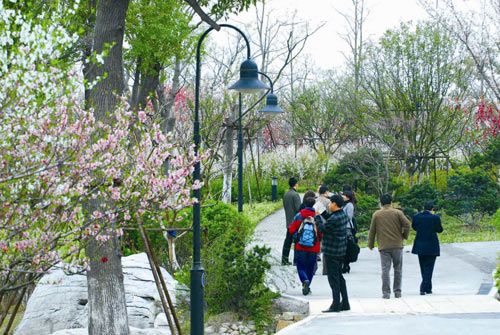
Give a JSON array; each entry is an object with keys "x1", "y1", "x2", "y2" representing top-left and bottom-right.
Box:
[
  {"x1": 191, "y1": 24, "x2": 268, "y2": 335},
  {"x1": 231, "y1": 71, "x2": 283, "y2": 212}
]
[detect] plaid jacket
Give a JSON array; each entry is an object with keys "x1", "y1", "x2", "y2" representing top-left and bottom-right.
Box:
[{"x1": 318, "y1": 209, "x2": 348, "y2": 257}]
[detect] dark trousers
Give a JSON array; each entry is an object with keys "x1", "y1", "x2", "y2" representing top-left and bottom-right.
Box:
[
  {"x1": 281, "y1": 230, "x2": 294, "y2": 262},
  {"x1": 418, "y1": 255, "x2": 437, "y2": 293},
  {"x1": 325, "y1": 256, "x2": 349, "y2": 309},
  {"x1": 294, "y1": 250, "x2": 318, "y2": 284}
]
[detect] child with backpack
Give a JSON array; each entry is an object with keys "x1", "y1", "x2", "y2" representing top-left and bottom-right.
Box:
[{"x1": 288, "y1": 196, "x2": 323, "y2": 295}]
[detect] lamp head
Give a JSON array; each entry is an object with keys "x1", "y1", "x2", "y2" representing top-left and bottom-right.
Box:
[
  {"x1": 259, "y1": 92, "x2": 283, "y2": 114},
  {"x1": 229, "y1": 58, "x2": 270, "y2": 93}
]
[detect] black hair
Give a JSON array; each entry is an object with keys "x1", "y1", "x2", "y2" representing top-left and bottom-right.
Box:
[
  {"x1": 288, "y1": 177, "x2": 298, "y2": 188},
  {"x1": 342, "y1": 184, "x2": 353, "y2": 192},
  {"x1": 343, "y1": 190, "x2": 356, "y2": 203},
  {"x1": 304, "y1": 196, "x2": 316, "y2": 208},
  {"x1": 303, "y1": 190, "x2": 316, "y2": 202},
  {"x1": 424, "y1": 201, "x2": 435, "y2": 211},
  {"x1": 380, "y1": 193, "x2": 392, "y2": 206},
  {"x1": 318, "y1": 185, "x2": 329, "y2": 195},
  {"x1": 329, "y1": 194, "x2": 344, "y2": 208}
]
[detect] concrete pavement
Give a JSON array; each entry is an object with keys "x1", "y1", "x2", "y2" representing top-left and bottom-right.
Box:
[{"x1": 251, "y1": 207, "x2": 500, "y2": 334}]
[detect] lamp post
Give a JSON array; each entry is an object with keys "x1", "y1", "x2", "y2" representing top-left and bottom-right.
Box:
[
  {"x1": 232, "y1": 71, "x2": 283, "y2": 212},
  {"x1": 271, "y1": 176, "x2": 278, "y2": 202},
  {"x1": 191, "y1": 24, "x2": 268, "y2": 335}
]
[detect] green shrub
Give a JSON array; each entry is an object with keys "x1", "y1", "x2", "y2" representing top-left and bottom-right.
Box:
[
  {"x1": 324, "y1": 148, "x2": 391, "y2": 195},
  {"x1": 442, "y1": 169, "x2": 500, "y2": 224},
  {"x1": 173, "y1": 201, "x2": 276, "y2": 328},
  {"x1": 397, "y1": 181, "x2": 440, "y2": 218},
  {"x1": 355, "y1": 193, "x2": 380, "y2": 232}
]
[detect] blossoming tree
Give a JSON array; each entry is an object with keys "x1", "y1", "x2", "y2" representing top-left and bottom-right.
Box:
[{"x1": 0, "y1": 2, "x2": 200, "y2": 333}]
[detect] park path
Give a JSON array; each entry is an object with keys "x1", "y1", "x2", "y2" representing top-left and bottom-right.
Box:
[{"x1": 252, "y1": 207, "x2": 500, "y2": 335}]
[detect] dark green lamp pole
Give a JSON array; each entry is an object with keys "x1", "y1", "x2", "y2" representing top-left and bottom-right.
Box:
[
  {"x1": 231, "y1": 71, "x2": 283, "y2": 212},
  {"x1": 191, "y1": 24, "x2": 268, "y2": 335}
]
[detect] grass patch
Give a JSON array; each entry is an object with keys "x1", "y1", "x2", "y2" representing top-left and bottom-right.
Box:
[
  {"x1": 239, "y1": 201, "x2": 283, "y2": 230},
  {"x1": 357, "y1": 212, "x2": 499, "y2": 247}
]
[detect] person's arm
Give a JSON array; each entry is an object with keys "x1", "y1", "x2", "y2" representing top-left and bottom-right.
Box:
[
  {"x1": 412, "y1": 214, "x2": 418, "y2": 231},
  {"x1": 368, "y1": 214, "x2": 377, "y2": 250},
  {"x1": 344, "y1": 203, "x2": 354, "y2": 220},
  {"x1": 400, "y1": 211, "x2": 411, "y2": 240},
  {"x1": 435, "y1": 215, "x2": 443, "y2": 233},
  {"x1": 292, "y1": 193, "x2": 301, "y2": 214},
  {"x1": 288, "y1": 216, "x2": 301, "y2": 234}
]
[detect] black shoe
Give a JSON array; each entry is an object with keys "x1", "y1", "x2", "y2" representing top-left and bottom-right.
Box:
[
  {"x1": 302, "y1": 280, "x2": 310, "y2": 296},
  {"x1": 281, "y1": 259, "x2": 291, "y2": 266},
  {"x1": 425, "y1": 290, "x2": 432, "y2": 294},
  {"x1": 340, "y1": 301, "x2": 350, "y2": 311},
  {"x1": 322, "y1": 305, "x2": 341, "y2": 313},
  {"x1": 420, "y1": 291, "x2": 426, "y2": 295}
]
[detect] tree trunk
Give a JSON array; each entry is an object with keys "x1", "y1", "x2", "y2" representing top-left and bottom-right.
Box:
[
  {"x1": 85, "y1": 1, "x2": 130, "y2": 334},
  {"x1": 222, "y1": 105, "x2": 237, "y2": 203},
  {"x1": 137, "y1": 62, "x2": 161, "y2": 110}
]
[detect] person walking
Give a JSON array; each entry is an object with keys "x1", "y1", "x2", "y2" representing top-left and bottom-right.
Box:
[
  {"x1": 368, "y1": 193, "x2": 411, "y2": 299},
  {"x1": 288, "y1": 196, "x2": 322, "y2": 295},
  {"x1": 412, "y1": 201, "x2": 443, "y2": 295},
  {"x1": 282, "y1": 177, "x2": 301, "y2": 265},
  {"x1": 319, "y1": 194, "x2": 350, "y2": 312},
  {"x1": 342, "y1": 190, "x2": 357, "y2": 273}
]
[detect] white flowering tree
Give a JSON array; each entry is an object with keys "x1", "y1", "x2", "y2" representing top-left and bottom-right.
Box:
[{"x1": 0, "y1": 2, "x2": 200, "y2": 333}]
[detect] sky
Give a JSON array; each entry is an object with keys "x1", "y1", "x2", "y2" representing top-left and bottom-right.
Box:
[{"x1": 225, "y1": 0, "x2": 432, "y2": 70}]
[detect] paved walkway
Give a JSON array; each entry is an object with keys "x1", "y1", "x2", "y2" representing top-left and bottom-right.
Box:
[{"x1": 251, "y1": 208, "x2": 500, "y2": 334}]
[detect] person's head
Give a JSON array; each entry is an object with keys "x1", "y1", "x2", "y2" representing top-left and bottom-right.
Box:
[
  {"x1": 424, "y1": 201, "x2": 435, "y2": 211},
  {"x1": 380, "y1": 193, "x2": 392, "y2": 206},
  {"x1": 342, "y1": 184, "x2": 353, "y2": 193},
  {"x1": 318, "y1": 185, "x2": 329, "y2": 195},
  {"x1": 304, "y1": 196, "x2": 316, "y2": 208},
  {"x1": 329, "y1": 194, "x2": 344, "y2": 211},
  {"x1": 342, "y1": 190, "x2": 355, "y2": 203},
  {"x1": 303, "y1": 190, "x2": 316, "y2": 203},
  {"x1": 288, "y1": 177, "x2": 298, "y2": 189}
]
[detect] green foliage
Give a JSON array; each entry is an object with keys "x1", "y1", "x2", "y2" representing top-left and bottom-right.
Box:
[
  {"x1": 442, "y1": 169, "x2": 500, "y2": 224},
  {"x1": 172, "y1": 201, "x2": 277, "y2": 327},
  {"x1": 354, "y1": 193, "x2": 380, "y2": 232},
  {"x1": 126, "y1": 0, "x2": 194, "y2": 70},
  {"x1": 208, "y1": 174, "x2": 288, "y2": 204},
  {"x1": 397, "y1": 181, "x2": 440, "y2": 217},
  {"x1": 198, "y1": 0, "x2": 259, "y2": 17},
  {"x1": 324, "y1": 148, "x2": 391, "y2": 195}
]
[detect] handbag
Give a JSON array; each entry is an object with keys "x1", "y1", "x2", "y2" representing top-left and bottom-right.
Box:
[{"x1": 345, "y1": 236, "x2": 360, "y2": 263}]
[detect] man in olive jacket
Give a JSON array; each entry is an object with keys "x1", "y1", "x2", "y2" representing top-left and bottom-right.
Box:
[
  {"x1": 412, "y1": 201, "x2": 443, "y2": 295},
  {"x1": 281, "y1": 177, "x2": 301, "y2": 265},
  {"x1": 368, "y1": 194, "x2": 411, "y2": 299}
]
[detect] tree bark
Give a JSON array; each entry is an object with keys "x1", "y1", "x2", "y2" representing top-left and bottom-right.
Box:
[
  {"x1": 85, "y1": 1, "x2": 130, "y2": 334},
  {"x1": 222, "y1": 105, "x2": 237, "y2": 203}
]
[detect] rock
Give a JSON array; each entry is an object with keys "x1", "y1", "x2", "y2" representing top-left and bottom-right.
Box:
[
  {"x1": 154, "y1": 313, "x2": 169, "y2": 329},
  {"x1": 49, "y1": 327, "x2": 170, "y2": 335},
  {"x1": 275, "y1": 319, "x2": 294, "y2": 332},
  {"x1": 273, "y1": 295, "x2": 309, "y2": 314},
  {"x1": 204, "y1": 325, "x2": 215, "y2": 334},
  {"x1": 15, "y1": 253, "x2": 179, "y2": 335},
  {"x1": 281, "y1": 312, "x2": 295, "y2": 321},
  {"x1": 293, "y1": 314, "x2": 305, "y2": 321}
]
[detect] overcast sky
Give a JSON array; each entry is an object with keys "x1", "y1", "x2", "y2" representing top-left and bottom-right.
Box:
[{"x1": 226, "y1": 0, "x2": 431, "y2": 70}]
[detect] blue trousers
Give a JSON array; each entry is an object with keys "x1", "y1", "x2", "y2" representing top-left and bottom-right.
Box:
[{"x1": 294, "y1": 250, "x2": 318, "y2": 284}]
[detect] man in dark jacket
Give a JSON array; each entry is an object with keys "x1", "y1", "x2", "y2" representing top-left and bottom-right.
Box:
[
  {"x1": 282, "y1": 177, "x2": 301, "y2": 265},
  {"x1": 412, "y1": 201, "x2": 443, "y2": 295},
  {"x1": 318, "y1": 194, "x2": 350, "y2": 312}
]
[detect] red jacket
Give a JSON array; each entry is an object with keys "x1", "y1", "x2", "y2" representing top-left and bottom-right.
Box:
[{"x1": 288, "y1": 207, "x2": 322, "y2": 253}]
